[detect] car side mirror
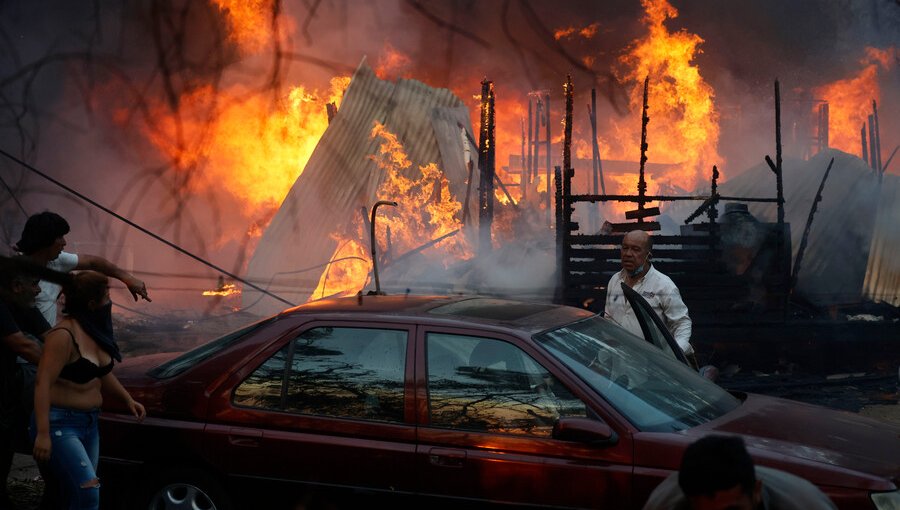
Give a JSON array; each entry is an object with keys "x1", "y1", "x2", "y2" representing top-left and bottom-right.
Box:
[{"x1": 552, "y1": 417, "x2": 618, "y2": 446}]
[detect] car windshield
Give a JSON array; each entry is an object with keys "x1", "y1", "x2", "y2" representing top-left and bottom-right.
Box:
[
  {"x1": 534, "y1": 315, "x2": 740, "y2": 432},
  {"x1": 148, "y1": 316, "x2": 276, "y2": 379}
]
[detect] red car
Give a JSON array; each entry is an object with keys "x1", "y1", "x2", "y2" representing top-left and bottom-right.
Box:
[{"x1": 98, "y1": 291, "x2": 900, "y2": 510}]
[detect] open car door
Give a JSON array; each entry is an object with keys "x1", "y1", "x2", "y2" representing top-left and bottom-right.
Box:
[{"x1": 620, "y1": 282, "x2": 691, "y2": 367}]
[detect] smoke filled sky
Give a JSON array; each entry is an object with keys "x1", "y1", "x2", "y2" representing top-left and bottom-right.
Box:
[{"x1": 0, "y1": 0, "x2": 897, "y2": 314}]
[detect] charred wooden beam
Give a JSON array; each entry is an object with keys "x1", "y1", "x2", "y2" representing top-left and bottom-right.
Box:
[
  {"x1": 638, "y1": 76, "x2": 650, "y2": 222},
  {"x1": 873, "y1": 100, "x2": 883, "y2": 178},
  {"x1": 326, "y1": 102, "x2": 337, "y2": 123},
  {"x1": 791, "y1": 157, "x2": 835, "y2": 294},
  {"x1": 527, "y1": 97, "x2": 534, "y2": 192},
  {"x1": 555, "y1": 165, "x2": 564, "y2": 303},
  {"x1": 520, "y1": 117, "x2": 527, "y2": 200},
  {"x1": 493, "y1": 173, "x2": 519, "y2": 209},
  {"x1": 571, "y1": 193, "x2": 778, "y2": 203},
  {"x1": 545, "y1": 92, "x2": 552, "y2": 225},
  {"x1": 477, "y1": 79, "x2": 495, "y2": 255},
  {"x1": 861, "y1": 123, "x2": 869, "y2": 166},
  {"x1": 868, "y1": 114, "x2": 877, "y2": 171}
]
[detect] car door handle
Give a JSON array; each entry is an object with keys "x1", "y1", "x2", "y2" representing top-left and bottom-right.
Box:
[
  {"x1": 428, "y1": 448, "x2": 466, "y2": 468},
  {"x1": 227, "y1": 428, "x2": 263, "y2": 447}
]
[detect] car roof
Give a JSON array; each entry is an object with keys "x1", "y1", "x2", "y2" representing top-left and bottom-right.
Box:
[{"x1": 281, "y1": 293, "x2": 596, "y2": 333}]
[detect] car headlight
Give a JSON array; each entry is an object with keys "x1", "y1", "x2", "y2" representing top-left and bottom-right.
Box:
[{"x1": 872, "y1": 491, "x2": 900, "y2": 510}]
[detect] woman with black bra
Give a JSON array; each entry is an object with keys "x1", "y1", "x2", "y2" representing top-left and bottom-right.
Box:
[{"x1": 31, "y1": 270, "x2": 145, "y2": 510}]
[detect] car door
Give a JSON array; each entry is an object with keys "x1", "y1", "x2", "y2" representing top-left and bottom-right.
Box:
[
  {"x1": 205, "y1": 320, "x2": 418, "y2": 503},
  {"x1": 620, "y1": 283, "x2": 690, "y2": 366},
  {"x1": 414, "y1": 326, "x2": 635, "y2": 508}
]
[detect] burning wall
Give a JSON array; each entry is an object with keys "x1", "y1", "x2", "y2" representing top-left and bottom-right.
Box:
[{"x1": 242, "y1": 59, "x2": 477, "y2": 315}]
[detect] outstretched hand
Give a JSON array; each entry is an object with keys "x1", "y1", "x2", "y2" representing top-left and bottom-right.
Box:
[{"x1": 127, "y1": 280, "x2": 152, "y2": 302}]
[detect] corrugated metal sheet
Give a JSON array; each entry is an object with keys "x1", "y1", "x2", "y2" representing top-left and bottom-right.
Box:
[
  {"x1": 716, "y1": 149, "x2": 897, "y2": 306},
  {"x1": 242, "y1": 59, "x2": 478, "y2": 315},
  {"x1": 863, "y1": 176, "x2": 900, "y2": 306}
]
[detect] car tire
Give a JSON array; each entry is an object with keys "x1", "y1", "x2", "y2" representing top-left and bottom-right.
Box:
[{"x1": 141, "y1": 466, "x2": 232, "y2": 510}]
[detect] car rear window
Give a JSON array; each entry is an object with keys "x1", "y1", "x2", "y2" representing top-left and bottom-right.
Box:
[{"x1": 148, "y1": 317, "x2": 276, "y2": 379}]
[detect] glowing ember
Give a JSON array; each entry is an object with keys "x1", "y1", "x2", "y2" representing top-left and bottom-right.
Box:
[
  {"x1": 554, "y1": 22, "x2": 601, "y2": 40},
  {"x1": 813, "y1": 47, "x2": 896, "y2": 155},
  {"x1": 202, "y1": 283, "x2": 240, "y2": 297}
]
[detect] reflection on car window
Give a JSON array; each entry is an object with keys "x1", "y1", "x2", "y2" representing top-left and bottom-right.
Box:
[
  {"x1": 150, "y1": 317, "x2": 276, "y2": 379},
  {"x1": 233, "y1": 327, "x2": 407, "y2": 423},
  {"x1": 535, "y1": 316, "x2": 739, "y2": 432},
  {"x1": 426, "y1": 333, "x2": 586, "y2": 437}
]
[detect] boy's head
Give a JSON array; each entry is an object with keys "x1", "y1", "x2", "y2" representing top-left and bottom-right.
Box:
[{"x1": 15, "y1": 211, "x2": 69, "y2": 256}]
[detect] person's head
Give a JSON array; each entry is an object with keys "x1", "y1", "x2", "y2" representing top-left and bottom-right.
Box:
[
  {"x1": 678, "y1": 435, "x2": 762, "y2": 510},
  {"x1": 621, "y1": 230, "x2": 652, "y2": 276},
  {"x1": 0, "y1": 256, "x2": 41, "y2": 308},
  {"x1": 15, "y1": 211, "x2": 70, "y2": 260},
  {"x1": 63, "y1": 271, "x2": 110, "y2": 315}
]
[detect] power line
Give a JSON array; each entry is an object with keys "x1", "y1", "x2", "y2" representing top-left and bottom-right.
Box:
[{"x1": 0, "y1": 147, "x2": 295, "y2": 307}]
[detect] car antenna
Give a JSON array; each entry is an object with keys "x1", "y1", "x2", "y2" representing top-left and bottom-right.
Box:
[{"x1": 370, "y1": 200, "x2": 398, "y2": 295}]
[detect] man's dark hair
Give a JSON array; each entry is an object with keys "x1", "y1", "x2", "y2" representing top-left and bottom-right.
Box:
[
  {"x1": 15, "y1": 211, "x2": 70, "y2": 254},
  {"x1": 678, "y1": 435, "x2": 756, "y2": 498}
]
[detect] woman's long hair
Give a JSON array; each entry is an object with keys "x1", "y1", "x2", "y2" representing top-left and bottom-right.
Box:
[{"x1": 63, "y1": 271, "x2": 109, "y2": 315}]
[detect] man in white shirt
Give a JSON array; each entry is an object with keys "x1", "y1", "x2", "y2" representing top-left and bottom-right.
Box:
[
  {"x1": 15, "y1": 211, "x2": 151, "y2": 325},
  {"x1": 604, "y1": 229, "x2": 693, "y2": 356}
]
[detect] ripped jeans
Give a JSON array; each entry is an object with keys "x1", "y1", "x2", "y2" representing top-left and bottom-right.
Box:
[{"x1": 30, "y1": 407, "x2": 100, "y2": 510}]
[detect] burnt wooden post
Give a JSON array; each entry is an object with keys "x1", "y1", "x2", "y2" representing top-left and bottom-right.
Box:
[
  {"x1": 637, "y1": 76, "x2": 650, "y2": 223},
  {"x1": 535, "y1": 97, "x2": 543, "y2": 213},
  {"x1": 527, "y1": 98, "x2": 534, "y2": 195},
  {"x1": 520, "y1": 118, "x2": 527, "y2": 200},
  {"x1": 477, "y1": 79, "x2": 495, "y2": 256},
  {"x1": 873, "y1": 100, "x2": 883, "y2": 179},
  {"x1": 868, "y1": 115, "x2": 877, "y2": 171},
  {"x1": 764, "y1": 80, "x2": 787, "y2": 318},
  {"x1": 554, "y1": 166, "x2": 564, "y2": 303},
  {"x1": 861, "y1": 123, "x2": 869, "y2": 166},
  {"x1": 588, "y1": 87, "x2": 605, "y2": 233},
  {"x1": 545, "y1": 92, "x2": 552, "y2": 225},
  {"x1": 707, "y1": 166, "x2": 720, "y2": 237},
  {"x1": 791, "y1": 157, "x2": 835, "y2": 294}
]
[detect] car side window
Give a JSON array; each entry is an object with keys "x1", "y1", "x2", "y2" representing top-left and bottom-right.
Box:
[
  {"x1": 426, "y1": 333, "x2": 587, "y2": 437},
  {"x1": 233, "y1": 327, "x2": 407, "y2": 423}
]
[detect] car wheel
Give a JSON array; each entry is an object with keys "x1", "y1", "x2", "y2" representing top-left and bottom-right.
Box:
[{"x1": 143, "y1": 467, "x2": 232, "y2": 510}]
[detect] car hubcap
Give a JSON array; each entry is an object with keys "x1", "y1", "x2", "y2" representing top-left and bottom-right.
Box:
[{"x1": 150, "y1": 483, "x2": 217, "y2": 510}]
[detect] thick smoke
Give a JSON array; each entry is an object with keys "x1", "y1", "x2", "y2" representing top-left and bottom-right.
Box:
[{"x1": 0, "y1": 0, "x2": 897, "y2": 318}]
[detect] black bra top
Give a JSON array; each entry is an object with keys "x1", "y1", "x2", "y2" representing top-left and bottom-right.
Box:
[{"x1": 54, "y1": 328, "x2": 114, "y2": 384}]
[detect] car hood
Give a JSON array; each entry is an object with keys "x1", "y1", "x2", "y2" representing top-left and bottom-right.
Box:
[
  {"x1": 706, "y1": 393, "x2": 900, "y2": 488},
  {"x1": 635, "y1": 393, "x2": 900, "y2": 491}
]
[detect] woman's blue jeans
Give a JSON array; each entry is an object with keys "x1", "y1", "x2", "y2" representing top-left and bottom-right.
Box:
[{"x1": 30, "y1": 406, "x2": 101, "y2": 510}]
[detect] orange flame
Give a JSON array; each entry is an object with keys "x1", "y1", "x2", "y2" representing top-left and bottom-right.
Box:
[
  {"x1": 211, "y1": 0, "x2": 280, "y2": 53},
  {"x1": 554, "y1": 22, "x2": 601, "y2": 40},
  {"x1": 375, "y1": 43, "x2": 412, "y2": 80},
  {"x1": 141, "y1": 76, "x2": 348, "y2": 215},
  {"x1": 312, "y1": 122, "x2": 472, "y2": 299},
  {"x1": 202, "y1": 283, "x2": 240, "y2": 297},
  {"x1": 813, "y1": 47, "x2": 896, "y2": 155},
  {"x1": 611, "y1": 0, "x2": 722, "y2": 191}
]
